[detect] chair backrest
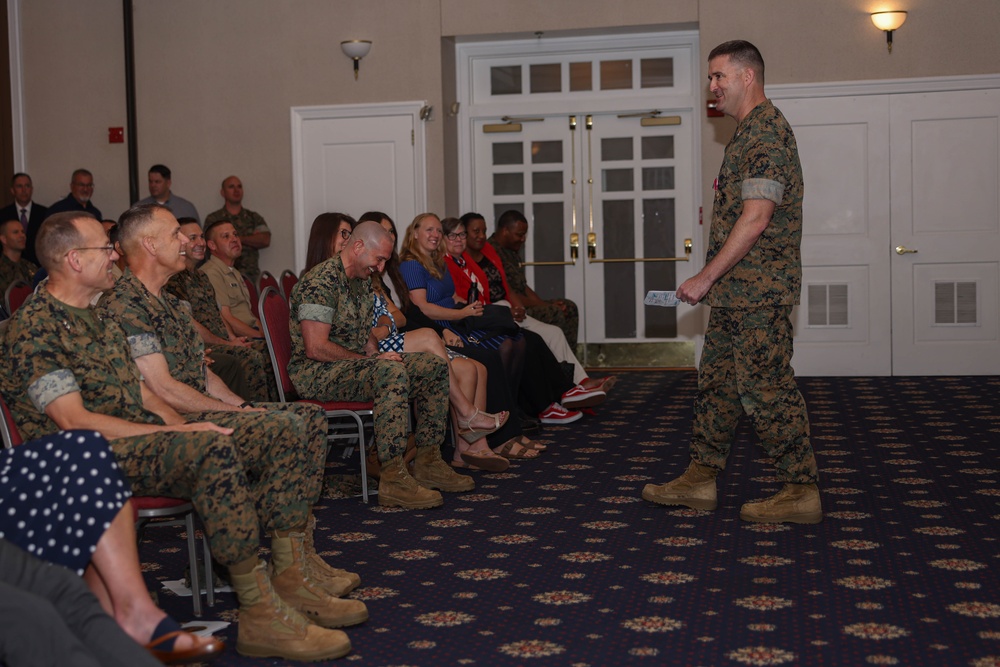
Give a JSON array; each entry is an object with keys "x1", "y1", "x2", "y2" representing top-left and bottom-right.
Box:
[
  {"x1": 280, "y1": 269, "x2": 298, "y2": 301},
  {"x1": 4, "y1": 280, "x2": 32, "y2": 314},
  {"x1": 243, "y1": 274, "x2": 260, "y2": 320},
  {"x1": 258, "y1": 286, "x2": 294, "y2": 403},
  {"x1": 0, "y1": 394, "x2": 24, "y2": 449},
  {"x1": 259, "y1": 271, "x2": 279, "y2": 297}
]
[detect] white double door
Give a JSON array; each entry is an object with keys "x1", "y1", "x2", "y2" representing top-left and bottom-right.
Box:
[
  {"x1": 779, "y1": 86, "x2": 1000, "y2": 375},
  {"x1": 471, "y1": 110, "x2": 697, "y2": 347}
]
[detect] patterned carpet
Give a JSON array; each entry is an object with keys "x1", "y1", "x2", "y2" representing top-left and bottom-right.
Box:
[{"x1": 142, "y1": 372, "x2": 1000, "y2": 666}]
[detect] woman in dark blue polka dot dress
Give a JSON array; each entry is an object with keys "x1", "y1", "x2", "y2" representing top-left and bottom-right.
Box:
[{"x1": 0, "y1": 430, "x2": 224, "y2": 664}]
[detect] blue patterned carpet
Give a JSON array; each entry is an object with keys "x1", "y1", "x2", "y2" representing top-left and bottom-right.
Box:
[{"x1": 143, "y1": 372, "x2": 1000, "y2": 666}]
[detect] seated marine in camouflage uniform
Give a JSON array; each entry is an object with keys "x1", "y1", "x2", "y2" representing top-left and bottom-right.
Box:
[
  {"x1": 0, "y1": 218, "x2": 39, "y2": 297},
  {"x1": 289, "y1": 220, "x2": 473, "y2": 510},
  {"x1": 489, "y1": 209, "x2": 580, "y2": 349},
  {"x1": 165, "y1": 217, "x2": 277, "y2": 402},
  {"x1": 0, "y1": 211, "x2": 360, "y2": 662}
]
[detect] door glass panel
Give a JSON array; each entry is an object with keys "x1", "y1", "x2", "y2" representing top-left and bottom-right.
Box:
[
  {"x1": 532, "y1": 171, "x2": 563, "y2": 194},
  {"x1": 493, "y1": 202, "x2": 523, "y2": 227},
  {"x1": 491, "y1": 65, "x2": 522, "y2": 95},
  {"x1": 569, "y1": 62, "x2": 592, "y2": 91},
  {"x1": 641, "y1": 136, "x2": 674, "y2": 160},
  {"x1": 640, "y1": 58, "x2": 674, "y2": 88},
  {"x1": 643, "y1": 198, "x2": 677, "y2": 337},
  {"x1": 603, "y1": 199, "x2": 636, "y2": 337},
  {"x1": 531, "y1": 141, "x2": 563, "y2": 164},
  {"x1": 601, "y1": 137, "x2": 633, "y2": 161},
  {"x1": 642, "y1": 167, "x2": 675, "y2": 191},
  {"x1": 532, "y1": 202, "x2": 566, "y2": 300},
  {"x1": 493, "y1": 142, "x2": 523, "y2": 165},
  {"x1": 600, "y1": 60, "x2": 632, "y2": 90},
  {"x1": 602, "y1": 168, "x2": 634, "y2": 192},
  {"x1": 530, "y1": 63, "x2": 561, "y2": 93},
  {"x1": 493, "y1": 173, "x2": 524, "y2": 196}
]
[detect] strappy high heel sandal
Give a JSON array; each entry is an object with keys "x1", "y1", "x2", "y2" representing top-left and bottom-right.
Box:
[{"x1": 457, "y1": 408, "x2": 509, "y2": 444}]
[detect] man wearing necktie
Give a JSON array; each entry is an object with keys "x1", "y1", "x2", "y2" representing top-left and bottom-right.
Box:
[{"x1": 0, "y1": 173, "x2": 49, "y2": 266}]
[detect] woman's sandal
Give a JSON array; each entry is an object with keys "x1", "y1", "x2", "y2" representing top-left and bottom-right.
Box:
[
  {"x1": 457, "y1": 408, "x2": 509, "y2": 444},
  {"x1": 517, "y1": 435, "x2": 546, "y2": 451},
  {"x1": 458, "y1": 449, "x2": 510, "y2": 472},
  {"x1": 494, "y1": 437, "x2": 541, "y2": 460},
  {"x1": 146, "y1": 616, "x2": 225, "y2": 664}
]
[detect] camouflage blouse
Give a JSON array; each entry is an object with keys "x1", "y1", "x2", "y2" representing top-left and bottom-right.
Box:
[
  {"x1": 97, "y1": 271, "x2": 208, "y2": 394},
  {"x1": 705, "y1": 99, "x2": 804, "y2": 308},
  {"x1": 166, "y1": 268, "x2": 230, "y2": 340},
  {"x1": 1, "y1": 285, "x2": 161, "y2": 441}
]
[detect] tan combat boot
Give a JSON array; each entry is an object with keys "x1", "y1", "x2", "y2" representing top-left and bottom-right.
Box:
[
  {"x1": 270, "y1": 535, "x2": 370, "y2": 628},
  {"x1": 641, "y1": 461, "x2": 719, "y2": 510},
  {"x1": 740, "y1": 483, "x2": 823, "y2": 524},
  {"x1": 231, "y1": 561, "x2": 352, "y2": 661},
  {"x1": 378, "y1": 455, "x2": 444, "y2": 509},
  {"x1": 412, "y1": 444, "x2": 475, "y2": 493},
  {"x1": 304, "y1": 514, "x2": 360, "y2": 596}
]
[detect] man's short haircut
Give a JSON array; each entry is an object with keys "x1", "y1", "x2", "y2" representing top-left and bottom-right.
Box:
[
  {"x1": 220, "y1": 175, "x2": 238, "y2": 189},
  {"x1": 352, "y1": 219, "x2": 391, "y2": 250},
  {"x1": 204, "y1": 218, "x2": 234, "y2": 241},
  {"x1": 35, "y1": 211, "x2": 95, "y2": 271},
  {"x1": 176, "y1": 217, "x2": 200, "y2": 226},
  {"x1": 117, "y1": 203, "x2": 169, "y2": 257},
  {"x1": 708, "y1": 40, "x2": 765, "y2": 83},
  {"x1": 71, "y1": 168, "x2": 93, "y2": 182},
  {"x1": 495, "y1": 209, "x2": 527, "y2": 233},
  {"x1": 148, "y1": 164, "x2": 171, "y2": 180},
  {"x1": 11, "y1": 173, "x2": 30, "y2": 186},
  {"x1": 0, "y1": 219, "x2": 21, "y2": 233}
]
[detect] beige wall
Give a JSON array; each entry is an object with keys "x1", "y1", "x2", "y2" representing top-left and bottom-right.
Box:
[{"x1": 15, "y1": 0, "x2": 1000, "y2": 276}]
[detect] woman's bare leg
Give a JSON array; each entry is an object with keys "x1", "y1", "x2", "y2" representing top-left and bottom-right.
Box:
[{"x1": 85, "y1": 500, "x2": 213, "y2": 651}]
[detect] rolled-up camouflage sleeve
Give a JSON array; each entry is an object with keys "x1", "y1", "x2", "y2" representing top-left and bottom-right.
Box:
[
  {"x1": 297, "y1": 303, "x2": 335, "y2": 324},
  {"x1": 27, "y1": 369, "x2": 81, "y2": 412},
  {"x1": 126, "y1": 332, "x2": 163, "y2": 359}
]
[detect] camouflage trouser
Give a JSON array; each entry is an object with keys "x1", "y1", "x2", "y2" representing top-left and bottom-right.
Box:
[
  {"x1": 292, "y1": 352, "x2": 449, "y2": 463},
  {"x1": 110, "y1": 403, "x2": 326, "y2": 565},
  {"x1": 526, "y1": 298, "x2": 579, "y2": 348},
  {"x1": 691, "y1": 306, "x2": 818, "y2": 484},
  {"x1": 210, "y1": 341, "x2": 278, "y2": 402}
]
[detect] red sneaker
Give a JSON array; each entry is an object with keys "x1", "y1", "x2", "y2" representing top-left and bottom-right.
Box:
[
  {"x1": 560, "y1": 384, "x2": 606, "y2": 409},
  {"x1": 538, "y1": 403, "x2": 583, "y2": 425}
]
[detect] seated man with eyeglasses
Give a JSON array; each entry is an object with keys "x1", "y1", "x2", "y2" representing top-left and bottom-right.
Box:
[{"x1": 200, "y1": 219, "x2": 262, "y2": 340}]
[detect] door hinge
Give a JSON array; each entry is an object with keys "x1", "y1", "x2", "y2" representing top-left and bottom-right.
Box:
[{"x1": 411, "y1": 130, "x2": 414, "y2": 146}]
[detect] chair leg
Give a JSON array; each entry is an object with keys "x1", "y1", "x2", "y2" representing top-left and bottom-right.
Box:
[
  {"x1": 185, "y1": 511, "x2": 202, "y2": 617},
  {"x1": 201, "y1": 531, "x2": 215, "y2": 608}
]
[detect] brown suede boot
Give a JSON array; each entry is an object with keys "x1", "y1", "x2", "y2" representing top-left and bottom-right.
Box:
[
  {"x1": 304, "y1": 515, "x2": 360, "y2": 596},
  {"x1": 378, "y1": 455, "x2": 443, "y2": 509},
  {"x1": 641, "y1": 461, "x2": 719, "y2": 510},
  {"x1": 231, "y1": 561, "x2": 352, "y2": 661},
  {"x1": 270, "y1": 536, "x2": 369, "y2": 628},
  {"x1": 411, "y1": 444, "x2": 475, "y2": 492},
  {"x1": 740, "y1": 483, "x2": 823, "y2": 524}
]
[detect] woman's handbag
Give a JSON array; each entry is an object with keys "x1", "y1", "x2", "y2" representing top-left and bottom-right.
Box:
[{"x1": 450, "y1": 303, "x2": 520, "y2": 340}]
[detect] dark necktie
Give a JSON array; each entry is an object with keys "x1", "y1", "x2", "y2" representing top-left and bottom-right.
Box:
[{"x1": 19, "y1": 208, "x2": 27, "y2": 230}]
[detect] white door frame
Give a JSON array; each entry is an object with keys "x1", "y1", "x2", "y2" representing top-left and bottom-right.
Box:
[{"x1": 290, "y1": 101, "x2": 427, "y2": 269}]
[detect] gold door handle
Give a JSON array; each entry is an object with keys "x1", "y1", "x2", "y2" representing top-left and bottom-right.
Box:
[
  {"x1": 587, "y1": 238, "x2": 693, "y2": 263},
  {"x1": 522, "y1": 233, "x2": 580, "y2": 267},
  {"x1": 895, "y1": 245, "x2": 918, "y2": 255}
]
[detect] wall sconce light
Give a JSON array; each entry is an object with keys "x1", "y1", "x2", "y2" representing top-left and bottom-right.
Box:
[
  {"x1": 871, "y1": 11, "x2": 907, "y2": 53},
  {"x1": 341, "y1": 40, "x2": 372, "y2": 80}
]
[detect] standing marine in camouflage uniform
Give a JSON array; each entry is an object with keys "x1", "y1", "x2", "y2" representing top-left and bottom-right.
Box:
[
  {"x1": 290, "y1": 221, "x2": 473, "y2": 509},
  {"x1": 642, "y1": 40, "x2": 821, "y2": 524},
  {"x1": 3, "y1": 210, "x2": 360, "y2": 661},
  {"x1": 204, "y1": 176, "x2": 270, "y2": 285},
  {"x1": 0, "y1": 218, "x2": 39, "y2": 296},
  {"x1": 165, "y1": 218, "x2": 277, "y2": 401},
  {"x1": 489, "y1": 209, "x2": 580, "y2": 348}
]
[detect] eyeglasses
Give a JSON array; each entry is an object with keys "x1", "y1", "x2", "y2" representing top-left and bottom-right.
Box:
[
  {"x1": 339, "y1": 229, "x2": 351, "y2": 240},
  {"x1": 446, "y1": 232, "x2": 467, "y2": 240},
  {"x1": 72, "y1": 182, "x2": 95, "y2": 189},
  {"x1": 69, "y1": 245, "x2": 116, "y2": 256}
]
